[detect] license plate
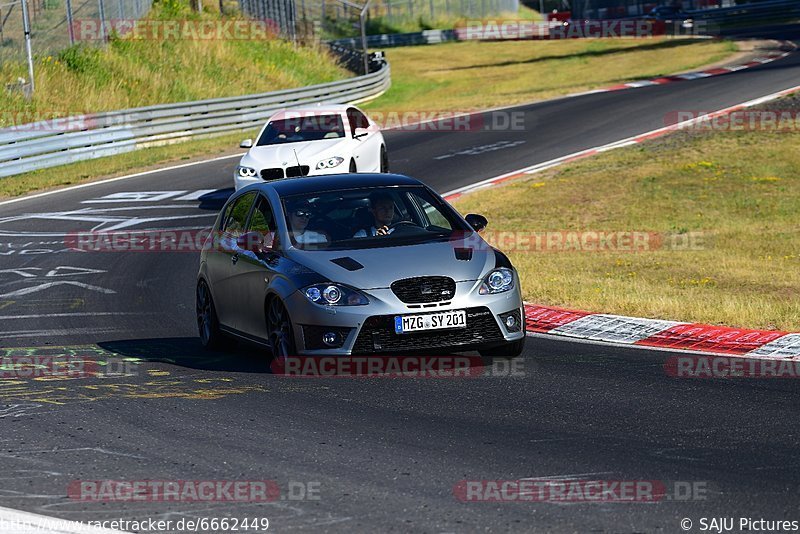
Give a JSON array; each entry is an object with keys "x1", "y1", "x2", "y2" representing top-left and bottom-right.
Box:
[{"x1": 394, "y1": 310, "x2": 467, "y2": 334}]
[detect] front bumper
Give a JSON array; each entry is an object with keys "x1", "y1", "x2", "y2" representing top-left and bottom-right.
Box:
[
  {"x1": 234, "y1": 164, "x2": 353, "y2": 190},
  {"x1": 285, "y1": 280, "x2": 525, "y2": 356}
]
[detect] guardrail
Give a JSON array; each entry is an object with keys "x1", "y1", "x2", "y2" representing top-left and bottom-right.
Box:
[
  {"x1": 691, "y1": 0, "x2": 800, "y2": 27},
  {"x1": 326, "y1": 0, "x2": 800, "y2": 46},
  {"x1": 328, "y1": 29, "x2": 457, "y2": 49},
  {"x1": 0, "y1": 57, "x2": 390, "y2": 179}
]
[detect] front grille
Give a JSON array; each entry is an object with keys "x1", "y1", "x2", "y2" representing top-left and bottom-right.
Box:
[
  {"x1": 391, "y1": 276, "x2": 456, "y2": 304},
  {"x1": 286, "y1": 165, "x2": 310, "y2": 177},
  {"x1": 351, "y1": 307, "x2": 502, "y2": 354},
  {"x1": 261, "y1": 168, "x2": 284, "y2": 180}
]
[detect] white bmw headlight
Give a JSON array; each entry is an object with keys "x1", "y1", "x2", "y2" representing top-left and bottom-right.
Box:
[
  {"x1": 479, "y1": 268, "x2": 515, "y2": 295},
  {"x1": 237, "y1": 166, "x2": 257, "y2": 178},
  {"x1": 316, "y1": 157, "x2": 344, "y2": 170}
]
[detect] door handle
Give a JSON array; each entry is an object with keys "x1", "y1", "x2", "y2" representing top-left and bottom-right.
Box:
[{"x1": 231, "y1": 253, "x2": 239, "y2": 265}]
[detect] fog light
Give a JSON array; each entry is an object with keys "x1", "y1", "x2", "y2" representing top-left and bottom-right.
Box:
[
  {"x1": 499, "y1": 310, "x2": 522, "y2": 333},
  {"x1": 322, "y1": 332, "x2": 339, "y2": 346}
]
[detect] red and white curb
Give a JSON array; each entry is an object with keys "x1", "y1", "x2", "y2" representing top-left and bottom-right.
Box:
[
  {"x1": 469, "y1": 80, "x2": 800, "y2": 359},
  {"x1": 441, "y1": 48, "x2": 800, "y2": 360},
  {"x1": 604, "y1": 47, "x2": 793, "y2": 91},
  {"x1": 523, "y1": 304, "x2": 800, "y2": 360}
]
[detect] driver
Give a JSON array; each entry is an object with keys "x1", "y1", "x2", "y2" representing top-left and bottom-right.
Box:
[
  {"x1": 353, "y1": 191, "x2": 396, "y2": 238},
  {"x1": 288, "y1": 200, "x2": 327, "y2": 246}
]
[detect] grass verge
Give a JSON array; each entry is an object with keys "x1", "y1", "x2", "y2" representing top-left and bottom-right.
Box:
[
  {"x1": 0, "y1": 0, "x2": 347, "y2": 119},
  {"x1": 0, "y1": 130, "x2": 254, "y2": 198},
  {"x1": 323, "y1": 4, "x2": 541, "y2": 39},
  {"x1": 0, "y1": 36, "x2": 737, "y2": 199},
  {"x1": 451, "y1": 94, "x2": 800, "y2": 330},
  {"x1": 364, "y1": 37, "x2": 736, "y2": 113}
]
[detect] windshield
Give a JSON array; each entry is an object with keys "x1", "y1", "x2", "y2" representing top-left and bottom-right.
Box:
[
  {"x1": 281, "y1": 186, "x2": 471, "y2": 251},
  {"x1": 257, "y1": 114, "x2": 345, "y2": 146}
]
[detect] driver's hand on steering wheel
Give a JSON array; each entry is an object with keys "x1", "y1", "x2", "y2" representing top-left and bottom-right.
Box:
[{"x1": 375, "y1": 225, "x2": 390, "y2": 236}]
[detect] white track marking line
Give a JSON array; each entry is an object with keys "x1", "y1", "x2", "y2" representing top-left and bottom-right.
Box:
[
  {"x1": 0, "y1": 282, "x2": 116, "y2": 298},
  {"x1": 0, "y1": 153, "x2": 243, "y2": 208},
  {"x1": 443, "y1": 81, "x2": 800, "y2": 199},
  {"x1": 0, "y1": 312, "x2": 150, "y2": 320},
  {"x1": 0, "y1": 42, "x2": 794, "y2": 210}
]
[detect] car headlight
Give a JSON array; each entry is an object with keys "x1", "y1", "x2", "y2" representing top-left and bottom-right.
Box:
[
  {"x1": 316, "y1": 157, "x2": 344, "y2": 170},
  {"x1": 304, "y1": 283, "x2": 369, "y2": 306},
  {"x1": 237, "y1": 166, "x2": 257, "y2": 178},
  {"x1": 479, "y1": 268, "x2": 515, "y2": 295}
]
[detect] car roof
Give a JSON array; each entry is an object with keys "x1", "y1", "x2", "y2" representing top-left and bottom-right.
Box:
[{"x1": 256, "y1": 173, "x2": 425, "y2": 197}]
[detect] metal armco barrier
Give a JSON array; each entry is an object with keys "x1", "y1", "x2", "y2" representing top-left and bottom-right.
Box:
[
  {"x1": 0, "y1": 58, "x2": 390, "y2": 179},
  {"x1": 328, "y1": 29, "x2": 457, "y2": 49},
  {"x1": 692, "y1": 0, "x2": 800, "y2": 25}
]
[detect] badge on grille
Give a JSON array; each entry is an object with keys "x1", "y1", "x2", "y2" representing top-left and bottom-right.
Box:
[{"x1": 420, "y1": 284, "x2": 433, "y2": 294}]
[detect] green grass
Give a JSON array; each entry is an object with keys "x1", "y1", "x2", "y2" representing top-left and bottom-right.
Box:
[
  {"x1": 0, "y1": 0, "x2": 348, "y2": 123},
  {"x1": 451, "y1": 95, "x2": 800, "y2": 330},
  {"x1": 0, "y1": 130, "x2": 256, "y2": 197},
  {"x1": 320, "y1": 3, "x2": 541, "y2": 39},
  {"x1": 365, "y1": 37, "x2": 736, "y2": 113},
  {"x1": 0, "y1": 34, "x2": 737, "y2": 199}
]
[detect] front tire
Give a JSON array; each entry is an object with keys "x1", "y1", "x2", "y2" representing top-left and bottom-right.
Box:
[
  {"x1": 380, "y1": 145, "x2": 389, "y2": 173},
  {"x1": 479, "y1": 337, "x2": 525, "y2": 358},
  {"x1": 266, "y1": 297, "x2": 296, "y2": 364},
  {"x1": 197, "y1": 280, "x2": 224, "y2": 349}
]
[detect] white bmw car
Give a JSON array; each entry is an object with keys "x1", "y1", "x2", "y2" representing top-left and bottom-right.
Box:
[{"x1": 234, "y1": 104, "x2": 388, "y2": 190}]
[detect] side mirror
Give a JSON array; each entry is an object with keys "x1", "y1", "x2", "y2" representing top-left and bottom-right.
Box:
[
  {"x1": 465, "y1": 213, "x2": 488, "y2": 233},
  {"x1": 240, "y1": 139, "x2": 253, "y2": 149},
  {"x1": 353, "y1": 128, "x2": 369, "y2": 139},
  {"x1": 236, "y1": 231, "x2": 273, "y2": 254}
]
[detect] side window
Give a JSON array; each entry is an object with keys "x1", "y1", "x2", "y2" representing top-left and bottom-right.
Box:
[
  {"x1": 416, "y1": 196, "x2": 452, "y2": 230},
  {"x1": 248, "y1": 195, "x2": 275, "y2": 233},
  {"x1": 246, "y1": 195, "x2": 277, "y2": 250},
  {"x1": 347, "y1": 108, "x2": 369, "y2": 135},
  {"x1": 222, "y1": 192, "x2": 256, "y2": 238}
]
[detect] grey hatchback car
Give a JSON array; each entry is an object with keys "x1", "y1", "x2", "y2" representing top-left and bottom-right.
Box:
[{"x1": 196, "y1": 173, "x2": 525, "y2": 361}]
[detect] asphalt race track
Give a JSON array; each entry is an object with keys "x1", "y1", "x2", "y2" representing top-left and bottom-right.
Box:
[{"x1": 1, "y1": 25, "x2": 800, "y2": 533}]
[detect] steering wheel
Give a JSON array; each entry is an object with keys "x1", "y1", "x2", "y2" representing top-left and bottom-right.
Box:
[{"x1": 388, "y1": 220, "x2": 418, "y2": 230}]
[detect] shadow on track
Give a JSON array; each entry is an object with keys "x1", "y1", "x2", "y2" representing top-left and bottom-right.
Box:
[
  {"x1": 95, "y1": 337, "x2": 518, "y2": 377},
  {"x1": 442, "y1": 39, "x2": 706, "y2": 72},
  {"x1": 196, "y1": 188, "x2": 235, "y2": 211},
  {"x1": 97, "y1": 337, "x2": 271, "y2": 373}
]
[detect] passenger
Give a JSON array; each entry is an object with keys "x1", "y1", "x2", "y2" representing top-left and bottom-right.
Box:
[
  {"x1": 353, "y1": 191, "x2": 396, "y2": 238},
  {"x1": 288, "y1": 200, "x2": 327, "y2": 246}
]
